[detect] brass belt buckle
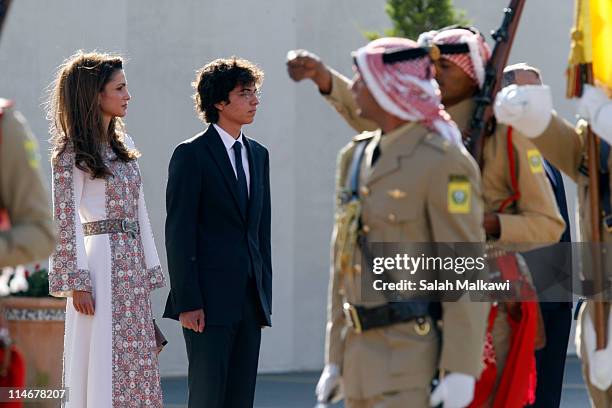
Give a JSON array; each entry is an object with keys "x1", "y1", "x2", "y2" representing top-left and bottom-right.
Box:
[
  {"x1": 121, "y1": 219, "x2": 138, "y2": 239},
  {"x1": 343, "y1": 303, "x2": 363, "y2": 334},
  {"x1": 414, "y1": 317, "x2": 431, "y2": 336}
]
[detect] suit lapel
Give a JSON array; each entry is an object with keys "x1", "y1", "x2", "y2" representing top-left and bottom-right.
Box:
[
  {"x1": 204, "y1": 125, "x2": 246, "y2": 222},
  {"x1": 243, "y1": 136, "x2": 260, "y2": 223}
]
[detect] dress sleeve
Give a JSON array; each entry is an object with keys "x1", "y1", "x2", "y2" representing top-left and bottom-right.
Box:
[
  {"x1": 48, "y1": 147, "x2": 92, "y2": 297},
  {"x1": 138, "y1": 183, "x2": 166, "y2": 291}
]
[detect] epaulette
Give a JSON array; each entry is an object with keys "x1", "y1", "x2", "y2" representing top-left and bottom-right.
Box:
[
  {"x1": 421, "y1": 132, "x2": 451, "y2": 153},
  {"x1": 352, "y1": 131, "x2": 376, "y2": 142}
]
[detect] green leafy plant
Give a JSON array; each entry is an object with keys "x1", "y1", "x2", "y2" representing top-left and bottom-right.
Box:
[
  {"x1": 10, "y1": 265, "x2": 51, "y2": 297},
  {"x1": 365, "y1": 0, "x2": 471, "y2": 40}
]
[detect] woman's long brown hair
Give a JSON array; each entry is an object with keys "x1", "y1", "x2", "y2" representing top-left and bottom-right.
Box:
[{"x1": 48, "y1": 51, "x2": 139, "y2": 178}]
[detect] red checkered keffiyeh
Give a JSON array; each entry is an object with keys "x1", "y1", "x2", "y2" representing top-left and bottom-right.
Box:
[
  {"x1": 419, "y1": 28, "x2": 492, "y2": 88},
  {"x1": 353, "y1": 37, "x2": 462, "y2": 146}
]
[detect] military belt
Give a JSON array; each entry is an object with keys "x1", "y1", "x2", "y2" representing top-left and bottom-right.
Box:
[
  {"x1": 343, "y1": 302, "x2": 436, "y2": 335},
  {"x1": 83, "y1": 218, "x2": 140, "y2": 239}
]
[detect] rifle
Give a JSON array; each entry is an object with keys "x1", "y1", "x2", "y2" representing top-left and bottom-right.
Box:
[{"x1": 465, "y1": 0, "x2": 527, "y2": 165}]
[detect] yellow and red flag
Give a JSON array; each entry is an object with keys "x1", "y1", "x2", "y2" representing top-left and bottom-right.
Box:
[{"x1": 567, "y1": 0, "x2": 612, "y2": 97}]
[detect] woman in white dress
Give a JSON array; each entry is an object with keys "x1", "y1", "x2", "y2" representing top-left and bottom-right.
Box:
[{"x1": 47, "y1": 51, "x2": 166, "y2": 407}]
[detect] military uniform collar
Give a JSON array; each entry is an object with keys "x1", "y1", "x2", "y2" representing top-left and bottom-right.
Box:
[
  {"x1": 382, "y1": 121, "x2": 416, "y2": 141},
  {"x1": 447, "y1": 98, "x2": 475, "y2": 131},
  {"x1": 366, "y1": 122, "x2": 428, "y2": 186},
  {"x1": 379, "y1": 121, "x2": 426, "y2": 155}
]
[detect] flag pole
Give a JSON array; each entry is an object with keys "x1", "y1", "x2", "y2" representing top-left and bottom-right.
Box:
[{"x1": 567, "y1": 0, "x2": 608, "y2": 350}]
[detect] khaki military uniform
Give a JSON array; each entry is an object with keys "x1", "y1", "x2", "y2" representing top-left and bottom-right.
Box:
[
  {"x1": 0, "y1": 99, "x2": 56, "y2": 267},
  {"x1": 323, "y1": 71, "x2": 565, "y2": 405},
  {"x1": 531, "y1": 114, "x2": 612, "y2": 407},
  {"x1": 326, "y1": 121, "x2": 489, "y2": 408}
]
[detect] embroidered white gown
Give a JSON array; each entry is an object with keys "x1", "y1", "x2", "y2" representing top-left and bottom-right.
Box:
[{"x1": 49, "y1": 135, "x2": 166, "y2": 408}]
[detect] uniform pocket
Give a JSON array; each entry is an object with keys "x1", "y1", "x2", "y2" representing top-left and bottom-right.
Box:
[
  {"x1": 385, "y1": 320, "x2": 439, "y2": 376},
  {"x1": 375, "y1": 204, "x2": 423, "y2": 242}
]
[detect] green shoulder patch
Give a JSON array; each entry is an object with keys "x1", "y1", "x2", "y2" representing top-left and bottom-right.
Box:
[
  {"x1": 23, "y1": 139, "x2": 41, "y2": 169},
  {"x1": 527, "y1": 149, "x2": 544, "y2": 174},
  {"x1": 448, "y1": 175, "x2": 471, "y2": 214}
]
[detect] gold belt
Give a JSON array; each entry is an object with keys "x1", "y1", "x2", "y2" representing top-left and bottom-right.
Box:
[{"x1": 82, "y1": 218, "x2": 140, "y2": 239}]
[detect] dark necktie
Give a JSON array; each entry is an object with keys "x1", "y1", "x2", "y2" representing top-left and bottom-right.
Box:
[
  {"x1": 542, "y1": 160, "x2": 557, "y2": 187},
  {"x1": 232, "y1": 141, "x2": 248, "y2": 216},
  {"x1": 601, "y1": 140, "x2": 610, "y2": 175}
]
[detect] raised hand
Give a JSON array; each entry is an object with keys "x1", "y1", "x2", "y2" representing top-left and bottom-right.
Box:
[{"x1": 286, "y1": 49, "x2": 332, "y2": 94}]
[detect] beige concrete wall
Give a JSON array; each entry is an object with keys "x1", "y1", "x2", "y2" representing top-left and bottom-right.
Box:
[{"x1": 0, "y1": 0, "x2": 577, "y2": 375}]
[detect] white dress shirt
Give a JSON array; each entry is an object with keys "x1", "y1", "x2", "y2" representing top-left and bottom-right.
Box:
[{"x1": 214, "y1": 124, "x2": 250, "y2": 195}]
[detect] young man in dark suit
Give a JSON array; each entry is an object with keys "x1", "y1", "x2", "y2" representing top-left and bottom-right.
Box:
[{"x1": 164, "y1": 57, "x2": 272, "y2": 408}]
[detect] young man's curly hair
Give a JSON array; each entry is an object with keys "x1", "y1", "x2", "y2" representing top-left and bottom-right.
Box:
[{"x1": 193, "y1": 57, "x2": 264, "y2": 123}]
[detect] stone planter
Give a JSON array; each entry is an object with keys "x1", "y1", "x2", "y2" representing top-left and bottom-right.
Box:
[{"x1": 2, "y1": 296, "x2": 65, "y2": 408}]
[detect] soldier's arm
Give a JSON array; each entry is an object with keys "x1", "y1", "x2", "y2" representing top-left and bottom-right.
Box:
[
  {"x1": 321, "y1": 69, "x2": 378, "y2": 133},
  {"x1": 0, "y1": 109, "x2": 56, "y2": 267},
  {"x1": 324, "y1": 227, "x2": 345, "y2": 367},
  {"x1": 324, "y1": 144, "x2": 355, "y2": 367},
  {"x1": 496, "y1": 131, "x2": 566, "y2": 245},
  {"x1": 426, "y1": 151, "x2": 489, "y2": 378},
  {"x1": 526, "y1": 112, "x2": 583, "y2": 182},
  {"x1": 286, "y1": 50, "x2": 377, "y2": 133}
]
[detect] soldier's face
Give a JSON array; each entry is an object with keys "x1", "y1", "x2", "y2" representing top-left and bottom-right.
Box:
[
  {"x1": 433, "y1": 58, "x2": 478, "y2": 107},
  {"x1": 99, "y1": 69, "x2": 131, "y2": 119},
  {"x1": 350, "y1": 69, "x2": 379, "y2": 121}
]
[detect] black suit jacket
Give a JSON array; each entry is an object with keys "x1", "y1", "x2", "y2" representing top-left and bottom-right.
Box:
[{"x1": 163, "y1": 125, "x2": 272, "y2": 326}]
